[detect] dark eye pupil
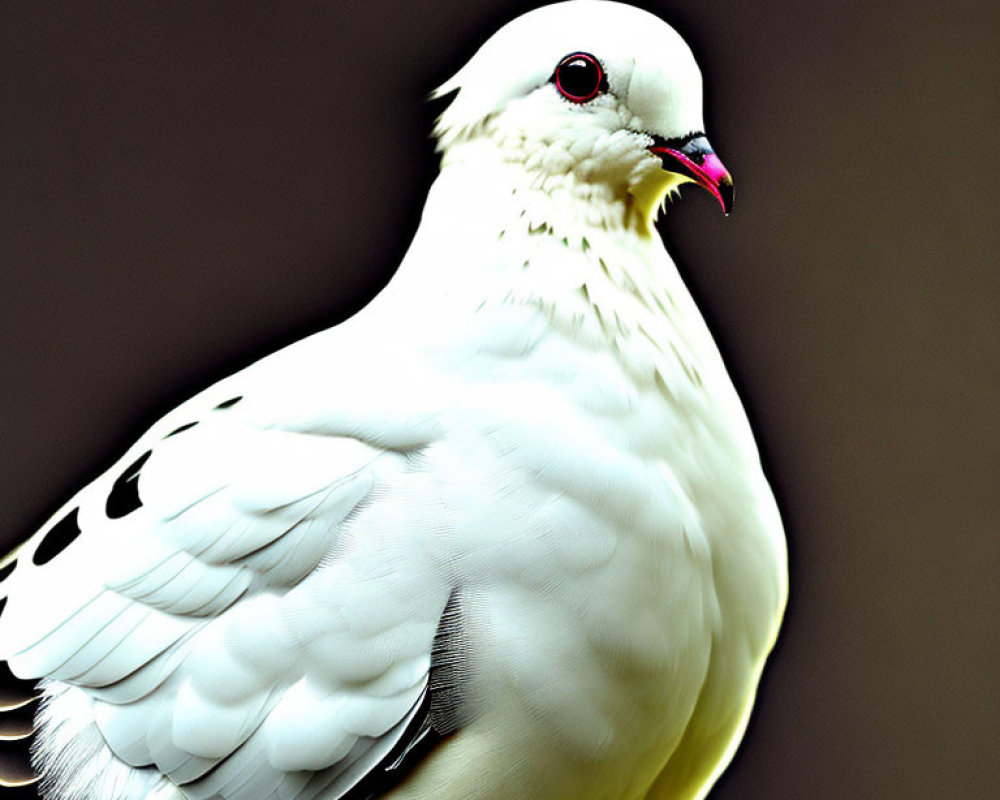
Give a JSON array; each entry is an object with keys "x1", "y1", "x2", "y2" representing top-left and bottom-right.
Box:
[{"x1": 555, "y1": 53, "x2": 604, "y2": 102}]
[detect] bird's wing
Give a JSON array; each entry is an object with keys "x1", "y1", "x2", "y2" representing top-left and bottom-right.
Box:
[{"x1": 0, "y1": 328, "x2": 460, "y2": 800}]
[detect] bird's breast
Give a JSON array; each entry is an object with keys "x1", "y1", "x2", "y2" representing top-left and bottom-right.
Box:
[{"x1": 397, "y1": 305, "x2": 784, "y2": 798}]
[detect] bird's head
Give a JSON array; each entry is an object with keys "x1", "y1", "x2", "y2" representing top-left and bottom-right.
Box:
[{"x1": 433, "y1": 0, "x2": 733, "y2": 229}]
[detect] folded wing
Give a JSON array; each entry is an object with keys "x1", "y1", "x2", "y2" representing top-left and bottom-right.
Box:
[{"x1": 0, "y1": 347, "x2": 456, "y2": 800}]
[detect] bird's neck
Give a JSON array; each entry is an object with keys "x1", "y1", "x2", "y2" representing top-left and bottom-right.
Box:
[
  {"x1": 383, "y1": 151, "x2": 662, "y2": 318},
  {"x1": 371, "y1": 150, "x2": 735, "y2": 407},
  {"x1": 440, "y1": 136, "x2": 663, "y2": 235}
]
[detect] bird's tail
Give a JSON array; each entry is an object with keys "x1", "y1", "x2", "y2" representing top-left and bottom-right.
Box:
[{"x1": 0, "y1": 660, "x2": 39, "y2": 797}]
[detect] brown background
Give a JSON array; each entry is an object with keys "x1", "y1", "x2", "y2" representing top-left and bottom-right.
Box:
[{"x1": 0, "y1": 1, "x2": 996, "y2": 798}]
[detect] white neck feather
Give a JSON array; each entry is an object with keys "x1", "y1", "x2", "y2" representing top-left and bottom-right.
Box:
[{"x1": 371, "y1": 146, "x2": 739, "y2": 421}]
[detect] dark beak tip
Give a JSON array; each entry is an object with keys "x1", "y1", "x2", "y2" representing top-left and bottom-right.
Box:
[{"x1": 719, "y1": 180, "x2": 735, "y2": 216}]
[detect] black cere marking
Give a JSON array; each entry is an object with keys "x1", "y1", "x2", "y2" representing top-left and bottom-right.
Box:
[
  {"x1": 649, "y1": 130, "x2": 707, "y2": 154},
  {"x1": 106, "y1": 451, "x2": 152, "y2": 519},
  {"x1": 214, "y1": 396, "x2": 243, "y2": 410},
  {"x1": 0, "y1": 561, "x2": 15, "y2": 583},
  {"x1": 165, "y1": 421, "x2": 199, "y2": 438},
  {"x1": 33, "y1": 509, "x2": 82, "y2": 566}
]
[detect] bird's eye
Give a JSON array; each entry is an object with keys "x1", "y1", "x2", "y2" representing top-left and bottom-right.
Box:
[{"x1": 553, "y1": 52, "x2": 605, "y2": 103}]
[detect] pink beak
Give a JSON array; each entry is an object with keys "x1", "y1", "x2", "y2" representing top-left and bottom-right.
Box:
[{"x1": 649, "y1": 134, "x2": 734, "y2": 215}]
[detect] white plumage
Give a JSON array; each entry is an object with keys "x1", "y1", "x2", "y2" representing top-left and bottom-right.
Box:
[{"x1": 0, "y1": 2, "x2": 786, "y2": 799}]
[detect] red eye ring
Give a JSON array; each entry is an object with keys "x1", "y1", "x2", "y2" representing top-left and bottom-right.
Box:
[{"x1": 553, "y1": 52, "x2": 605, "y2": 103}]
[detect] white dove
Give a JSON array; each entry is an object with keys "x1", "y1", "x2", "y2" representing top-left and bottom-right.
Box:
[{"x1": 0, "y1": 2, "x2": 787, "y2": 799}]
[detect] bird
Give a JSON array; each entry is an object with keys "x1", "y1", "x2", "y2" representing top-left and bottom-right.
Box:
[{"x1": 0, "y1": 2, "x2": 787, "y2": 799}]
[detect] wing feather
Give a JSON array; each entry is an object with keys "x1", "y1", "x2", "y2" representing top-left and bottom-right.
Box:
[
  {"x1": 0, "y1": 359, "x2": 462, "y2": 799},
  {"x1": 0, "y1": 328, "x2": 468, "y2": 799}
]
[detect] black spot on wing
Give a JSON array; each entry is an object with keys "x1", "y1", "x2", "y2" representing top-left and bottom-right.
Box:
[
  {"x1": 0, "y1": 663, "x2": 35, "y2": 711},
  {"x1": 106, "y1": 451, "x2": 151, "y2": 519},
  {"x1": 32, "y1": 509, "x2": 81, "y2": 566},
  {"x1": 214, "y1": 396, "x2": 242, "y2": 410},
  {"x1": 0, "y1": 562, "x2": 14, "y2": 584},
  {"x1": 165, "y1": 421, "x2": 199, "y2": 438},
  {"x1": 0, "y1": 598, "x2": 6, "y2": 621}
]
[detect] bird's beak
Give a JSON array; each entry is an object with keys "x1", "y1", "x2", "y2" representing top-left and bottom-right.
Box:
[{"x1": 649, "y1": 134, "x2": 734, "y2": 215}]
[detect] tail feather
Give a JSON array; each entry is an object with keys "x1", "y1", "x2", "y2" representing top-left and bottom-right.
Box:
[
  {"x1": 0, "y1": 737, "x2": 35, "y2": 790},
  {"x1": 0, "y1": 663, "x2": 39, "y2": 794}
]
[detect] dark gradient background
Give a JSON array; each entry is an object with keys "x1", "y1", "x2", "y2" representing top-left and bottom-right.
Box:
[{"x1": 1, "y1": 1, "x2": 996, "y2": 798}]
